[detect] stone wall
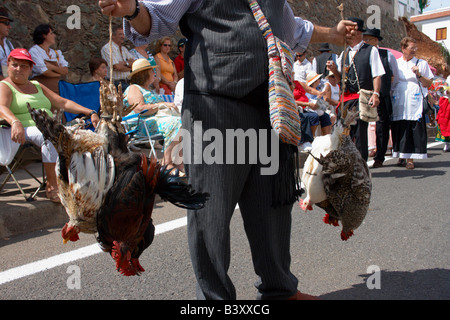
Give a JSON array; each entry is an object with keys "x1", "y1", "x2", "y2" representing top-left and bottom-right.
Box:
[
  {"x1": 289, "y1": 0, "x2": 407, "y2": 56},
  {"x1": 3, "y1": 0, "x2": 407, "y2": 83}
]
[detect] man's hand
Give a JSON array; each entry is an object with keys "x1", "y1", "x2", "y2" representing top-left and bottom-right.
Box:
[
  {"x1": 91, "y1": 113, "x2": 100, "y2": 128},
  {"x1": 369, "y1": 94, "x2": 380, "y2": 108},
  {"x1": 311, "y1": 20, "x2": 357, "y2": 46},
  {"x1": 98, "y1": 0, "x2": 136, "y2": 17},
  {"x1": 99, "y1": 0, "x2": 152, "y2": 36},
  {"x1": 333, "y1": 20, "x2": 358, "y2": 45}
]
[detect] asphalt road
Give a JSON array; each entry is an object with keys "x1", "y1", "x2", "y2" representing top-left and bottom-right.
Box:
[{"x1": 0, "y1": 139, "x2": 449, "y2": 304}]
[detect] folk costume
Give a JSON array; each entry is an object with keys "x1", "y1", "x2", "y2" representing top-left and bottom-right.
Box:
[
  {"x1": 125, "y1": 0, "x2": 313, "y2": 300},
  {"x1": 391, "y1": 57, "x2": 433, "y2": 159}
]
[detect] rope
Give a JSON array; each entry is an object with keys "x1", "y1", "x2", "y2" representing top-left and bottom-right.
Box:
[
  {"x1": 337, "y1": 3, "x2": 348, "y2": 118},
  {"x1": 108, "y1": 14, "x2": 114, "y2": 85}
]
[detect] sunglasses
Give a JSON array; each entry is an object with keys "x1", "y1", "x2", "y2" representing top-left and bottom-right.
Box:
[
  {"x1": 162, "y1": 44, "x2": 172, "y2": 47},
  {"x1": 0, "y1": 20, "x2": 11, "y2": 26},
  {"x1": 296, "y1": 53, "x2": 305, "y2": 57}
]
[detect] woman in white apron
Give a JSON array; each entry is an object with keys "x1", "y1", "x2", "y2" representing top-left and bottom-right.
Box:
[{"x1": 391, "y1": 37, "x2": 433, "y2": 169}]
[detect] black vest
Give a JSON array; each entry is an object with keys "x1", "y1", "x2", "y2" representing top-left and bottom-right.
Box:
[
  {"x1": 179, "y1": 0, "x2": 283, "y2": 99},
  {"x1": 344, "y1": 43, "x2": 374, "y2": 93},
  {"x1": 315, "y1": 52, "x2": 333, "y2": 78},
  {"x1": 378, "y1": 48, "x2": 392, "y2": 97}
]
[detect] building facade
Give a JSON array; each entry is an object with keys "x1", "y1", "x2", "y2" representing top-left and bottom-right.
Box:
[
  {"x1": 411, "y1": 8, "x2": 450, "y2": 50},
  {"x1": 395, "y1": 0, "x2": 421, "y2": 18}
]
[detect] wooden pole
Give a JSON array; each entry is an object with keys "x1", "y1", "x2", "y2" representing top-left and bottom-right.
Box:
[{"x1": 337, "y1": 3, "x2": 349, "y2": 120}]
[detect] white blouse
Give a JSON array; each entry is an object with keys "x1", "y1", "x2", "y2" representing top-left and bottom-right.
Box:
[
  {"x1": 391, "y1": 57, "x2": 433, "y2": 121},
  {"x1": 28, "y1": 44, "x2": 69, "y2": 79}
]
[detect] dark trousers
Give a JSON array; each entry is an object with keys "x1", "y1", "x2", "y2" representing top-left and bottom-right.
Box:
[
  {"x1": 181, "y1": 89, "x2": 298, "y2": 300},
  {"x1": 374, "y1": 95, "x2": 392, "y2": 162},
  {"x1": 346, "y1": 99, "x2": 369, "y2": 161}
]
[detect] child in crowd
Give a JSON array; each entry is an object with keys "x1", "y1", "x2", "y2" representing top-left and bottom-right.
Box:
[{"x1": 304, "y1": 71, "x2": 332, "y2": 136}]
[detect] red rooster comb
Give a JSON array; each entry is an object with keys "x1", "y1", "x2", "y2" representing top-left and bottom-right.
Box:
[{"x1": 112, "y1": 240, "x2": 134, "y2": 276}]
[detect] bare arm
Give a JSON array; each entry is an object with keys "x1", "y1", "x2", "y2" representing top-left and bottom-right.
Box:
[
  {"x1": 0, "y1": 82, "x2": 26, "y2": 144},
  {"x1": 44, "y1": 61, "x2": 69, "y2": 76},
  {"x1": 126, "y1": 84, "x2": 158, "y2": 115},
  {"x1": 41, "y1": 84, "x2": 100, "y2": 127},
  {"x1": 323, "y1": 83, "x2": 339, "y2": 106}
]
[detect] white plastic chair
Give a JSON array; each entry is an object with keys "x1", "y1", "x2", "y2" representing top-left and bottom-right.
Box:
[{"x1": 0, "y1": 126, "x2": 46, "y2": 201}]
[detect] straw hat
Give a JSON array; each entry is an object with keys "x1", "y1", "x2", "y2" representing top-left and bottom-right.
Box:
[
  {"x1": 306, "y1": 71, "x2": 322, "y2": 86},
  {"x1": 128, "y1": 58, "x2": 156, "y2": 79}
]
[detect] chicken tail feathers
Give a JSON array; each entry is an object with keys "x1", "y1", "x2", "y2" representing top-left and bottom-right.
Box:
[
  {"x1": 27, "y1": 103, "x2": 68, "y2": 150},
  {"x1": 156, "y1": 167, "x2": 209, "y2": 210}
]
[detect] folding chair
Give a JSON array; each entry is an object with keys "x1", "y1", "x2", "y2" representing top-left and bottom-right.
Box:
[
  {"x1": 0, "y1": 126, "x2": 46, "y2": 201},
  {"x1": 58, "y1": 80, "x2": 101, "y2": 130},
  {"x1": 121, "y1": 111, "x2": 164, "y2": 159},
  {"x1": 161, "y1": 94, "x2": 175, "y2": 103}
]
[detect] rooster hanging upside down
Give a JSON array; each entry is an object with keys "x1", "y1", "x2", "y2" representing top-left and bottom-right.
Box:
[
  {"x1": 27, "y1": 82, "x2": 209, "y2": 276},
  {"x1": 299, "y1": 108, "x2": 372, "y2": 241},
  {"x1": 27, "y1": 103, "x2": 115, "y2": 243}
]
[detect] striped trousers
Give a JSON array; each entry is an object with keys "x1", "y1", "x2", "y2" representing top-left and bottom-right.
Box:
[{"x1": 181, "y1": 85, "x2": 298, "y2": 300}]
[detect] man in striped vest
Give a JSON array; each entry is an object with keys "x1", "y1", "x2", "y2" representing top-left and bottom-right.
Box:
[{"x1": 99, "y1": 0, "x2": 358, "y2": 300}]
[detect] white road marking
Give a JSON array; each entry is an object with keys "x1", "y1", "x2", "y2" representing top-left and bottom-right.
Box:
[
  {"x1": 0, "y1": 217, "x2": 188, "y2": 286},
  {"x1": 0, "y1": 141, "x2": 443, "y2": 286}
]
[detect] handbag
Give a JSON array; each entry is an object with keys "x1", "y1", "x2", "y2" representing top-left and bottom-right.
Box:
[
  {"x1": 350, "y1": 60, "x2": 379, "y2": 122},
  {"x1": 248, "y1": 0, "x2": 302, "y2": 146},
  {"x1": 415, "y1": 59, "x2": 434, "y2": 116}
]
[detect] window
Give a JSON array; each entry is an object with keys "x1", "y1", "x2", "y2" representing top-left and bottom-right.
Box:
[{"x1": 436, "y1": 27, "x2": 447, "y2": 41}]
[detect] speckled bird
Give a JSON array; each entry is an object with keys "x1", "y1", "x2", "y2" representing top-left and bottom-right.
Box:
[{"x1": 300, "y1": 109, "x2": 372, "y2": 240}]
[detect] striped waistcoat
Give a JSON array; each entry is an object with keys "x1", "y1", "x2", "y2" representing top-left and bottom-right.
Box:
[{"x1": 179, "y1": 0, "x2": 284, "y2": 99}]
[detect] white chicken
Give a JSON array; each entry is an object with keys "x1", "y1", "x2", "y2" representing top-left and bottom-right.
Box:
[
  {"x1": 300, "y1": 126, "x2": 342, "y2": 211},
  {"x1": 299, "y1": 110, "x2": 372, "y2": 240}
]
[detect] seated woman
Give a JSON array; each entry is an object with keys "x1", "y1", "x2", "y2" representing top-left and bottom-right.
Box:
[
  {"x1": 294, "y1": 80, "x2": 319, "y2": 151},
  {"x1": 123, "y1": 59, "x2": 183, "y2": 173},
  {"x1": 0, "y1": 49, "x2": 100, "y2": 202},
  {"x1": 305, "y1": 71, "x2": 332, "y2": 136},
  {"x1": 88, "y1": 57, "x2": 108, "y2": 83},
  {"x1": 154, "y1": 37, "x2": 178, "y2": 94},
  {"x1": 28, "y1": 24, "x2": 69, "y2": 95}
]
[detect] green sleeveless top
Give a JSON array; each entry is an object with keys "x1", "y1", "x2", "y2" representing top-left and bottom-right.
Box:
[{"x1": 1, "y1": 80, "x2": 52, "y2": 127}]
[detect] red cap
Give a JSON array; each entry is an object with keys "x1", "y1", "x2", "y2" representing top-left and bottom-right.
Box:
[{"x1": 8, "y1": 48, "x2": 36, "y2": 65}]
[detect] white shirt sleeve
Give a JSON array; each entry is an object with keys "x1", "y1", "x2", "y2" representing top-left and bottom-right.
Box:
[
  {"x1": 282, "y1": 2, "x2": 314, "y2": 53},
  {"x1": 419, "y1": 59, "x2": 433, "y2": 79},
  {"x1": 173, "y1": 78, "x2": 184, "y2": 112},
  {"x1": 387, "y1": 50, "x2": 399, "y2": 81},
  {"x1": 28, "y1": 45, "x2": 48, "y2": 77},
  {"x1": 369, "y1": 46, "x2": 385, "y2": 78},
  {"x1": 124, "y1": 0, "x2": 203, "y2": 45},
  {"x1": 124, "y1": 0, "x2": 315, "y2": 52}
]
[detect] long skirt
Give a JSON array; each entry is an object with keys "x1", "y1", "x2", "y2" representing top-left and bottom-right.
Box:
[
  {"x1": 391, "y1": 116, "x2": 427, "y2": 159},
  {"x1": 436, "y1": 125, "x2": 450, "y2": 143}
]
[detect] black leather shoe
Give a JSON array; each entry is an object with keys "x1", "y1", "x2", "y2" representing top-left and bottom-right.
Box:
[{"x1": 372, "y1": 160, "x2": 383, "y2": 168}]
